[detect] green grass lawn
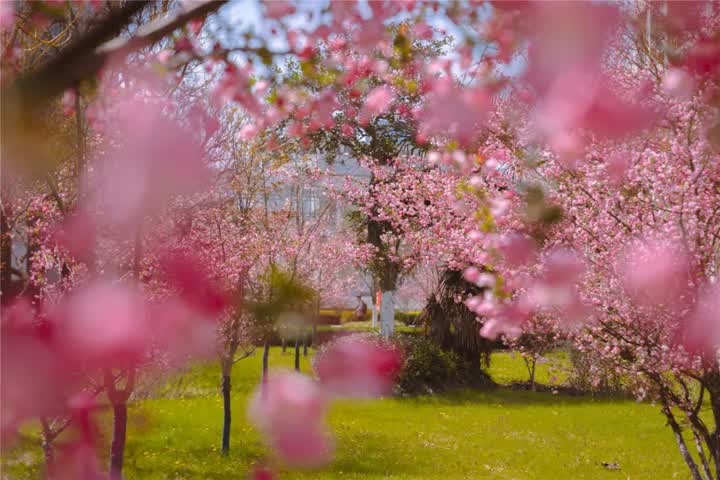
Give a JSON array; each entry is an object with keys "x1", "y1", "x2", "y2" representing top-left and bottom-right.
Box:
[
  {"x1": 2, "y1": 348, "x2": 688, "y2": 479},
  {"x1": 317, "y1": 320, "x2": 420, "y2": 334}
]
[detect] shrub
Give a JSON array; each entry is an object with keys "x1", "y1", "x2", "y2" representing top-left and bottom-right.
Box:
[
  {"x1": 395, "y1": 311, "x2": 420, "y2": 326},
  {"x1": 394, "y1": 334, "x2": 461, "y2": 395},
  {"x1": 566, "y1": 347, "x2": 626, "y2": 396},
  {"x1": 314, "y1": 333, "x2": 492, "y2": 396}
]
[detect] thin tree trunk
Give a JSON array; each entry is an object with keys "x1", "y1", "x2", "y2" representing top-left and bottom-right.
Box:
[
  {"x1": 294, "y1": 334, "x2": 300, "y2": 371},
  {"x1": 105, "y1": 367, "x2": 134, "y2": 480},
  {"x1": 109, "y1": 402, "x2": 127, "y2": 480},
  {"x1": 0, "y1": 203, "x2": 14, "y2": 299},
  {"x1": 281, "y1": 338, "x2": 287, "y2": 353},
  {"x1": 262, "y1": 337, "x2": 270, "y2": 388},
  {"x1": 530, "y1": 360, "x2": 537, "y2": 392},
  {"x1": 689, "y1": 423, "x2": 713, "y2": 480},
  {"x1": 40, "y1": 418, "x2": 54, "y2": 469},
  {"x1": 221, "y1": 372, "x2": 231, "y2": 455},
  {"x1": 303, "y1": 327, "x2": 308, "y2": 356},
  {"x1": 665, "y1": 405, "x2": 703, "y2": 480}
]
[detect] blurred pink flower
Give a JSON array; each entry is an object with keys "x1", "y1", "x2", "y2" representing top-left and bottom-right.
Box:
[
  {"x1": 524, "y1": 2, "x2": 656, "y2": 140},
  {"x1": 313, "y1": 336, "x2": 402, "y2": 398},
  {"x1": 480, "y1": 317, "x2": 521, "y2": 341},
  {"x1": 160, "y1": 252, "x2": 230, "y2": 316},
  {"x1": 497, "y1": 233, "x2": 536, "y2": 268},
  {"x1": 683, "y1": 284, "x2": 720, "y2": 356},
  {"x1": 619, "y1": 239, "x2": 691, "y2": 308},
  {"x1": 662, "y1": 68, "x2": 695, "y2": 101},
  {"x1": 0, "y1": 1, "x2": 14, "y2": 31},
  {"x1": 1, "y1": 333, "x2": 67, "y2": 442},
  {"x1": 463, "y1": 266, "x2": 481, "y2": 284},
  {"x1": 54, "y1": 281, "x2": 149, "y2": 366},
  {"x1": 358, "y1": 86, "x2": 394, "y2": 126},
  {"x1": 606, "y1": 152, "x2": 629, "y2": 184},
  {"x1": 87, "y1": 95, "x2": 209, "y2": 226},
  {"x1": 53, "y1": 211, "x2": 97, "y2": 263},
  {"x1": 542, "y1": 249, "x2": 585, "y2": 287},
  {"x1": 265, "y1": 0, "x2": 295, "y2": 19},
  {"x1": 248, "y1": 371, "x2": 333, "y2": 466}
]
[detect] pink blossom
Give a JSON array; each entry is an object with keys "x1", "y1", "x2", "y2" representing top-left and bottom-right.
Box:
[
  {"x1": 683, "y1": 284, "x2": 720, "y2": 356},
  {"x1": 87, "y1": 93, "x2": 209, "y2": 226},
  {"x1": 62, "y1": 89, "x2": 76, "y2": 116},
  {"x1": 248, "y1": 371, "x2": 333, "y2": 466},
  {"x1": 0, "y1": 1, "x2": 14, "y2": 31},
  {"x1": 341, "y1": 123, "x2": 354, "y2": 137},
  {"x1": 160, "y1": 252, "x2": 230, "y2": 316},
  {"x1": 54, "y1": 281, "x2": 149, "y2": 365},
  {"x1": 151, "y1": 299, "x2": 217, "y2": 362},
  {"x1": 250, "y1": 466, "x2": 275, "y2": 480},
  {"x1": 50, "y1": 441, "x2": 103, "y2": 480},
  {"x1": 618, "y1": 239, "x2": 691, "y2": 308},
  {"x1": 682, "y1": 37, "x2": 720, "y2": 77},
  {"x1": 497, "y1": 233, "x2": 536, "y2": 267},
  {"x1": 606, "y1": 152, "x2": 629, "y2": 184},
  {"x1": 662, "y1": 68, "x2": 695, "y2": 101},
  {"x1": 313, "y1": 335, "x2": 402, "y2": 398},
  {"x1": 1, "y1": 332, "x2": 67, "y2": 442},
  {"x1": 522, "y1": 2, "x2": 658, "y2": 140},
  {"x1": 542, "y1": 249, "x2": 585, "y2": 286},
  {"x1": 418, "y1": 82, "x2": 491, "y2": 146},
  {"x1": 413, "y1": 22, "x2": 434, "y2": 40},
  {"x1": 264, "y1": 0, "x2": 295, "y2": 19},
  {"x1": 524, "y1": 2, "x2": 620, "y2": 95},
  {"x1": 239, "y1": 124, "x2": 259, "y2": 140},
  {"x1": 476, "y1": 273, "x2": 496, "y2": 289},
  {"x1": 463, "y1": 266, "x2": 482, "y2": 284},
  {"x1": 53, "y1": 212, "x2": 97, "y2": 263},
  {"x1": 358, "y1": 86, "x2": 394, "y2": 126},
  {"x1": 464, "y1": 295, "x2": 483, "y2": 312},
  {"x1": 480, "y1": 317, "x2": 521, "y2": 340}
]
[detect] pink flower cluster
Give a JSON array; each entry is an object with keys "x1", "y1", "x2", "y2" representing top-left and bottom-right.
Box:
[{"x1": 248, "y1": 336, "x2": 402, "y2": 467}]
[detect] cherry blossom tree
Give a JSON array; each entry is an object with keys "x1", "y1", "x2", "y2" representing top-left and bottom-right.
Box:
[
  {"x1": 3, "y1": 1, "x2": 720, "y2": 478},
  {"x1": 458, "y1": 6, "x2": 720, "y2": 477}
]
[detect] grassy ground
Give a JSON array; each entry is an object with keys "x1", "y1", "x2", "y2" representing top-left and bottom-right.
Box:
[
  {"x1": 317, "y1": 320, "x2": 420, "y2": 334},
  {"x1": 2, "y1": 348, "x2": 688, "y2": 480}
]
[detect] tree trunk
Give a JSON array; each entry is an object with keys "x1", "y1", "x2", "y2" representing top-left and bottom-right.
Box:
[
  {"x1": 221, "y1": 373, "x2": 231, "y2": 455},
  {"x1": 40, "y1": 419, "x2": 54, "y2": 470},
  {"x1": 109, "y1": 402, "x2": 127, "y2": 480},
  {"x1": 530, "y1": 360, "x2": 537, "y2": 392},
  {"x1": 664, "y1": 404, "x2": 704, "y2": 480},
  {"x1": 42, "y1": 437, "x2": 53, "y2": 470},
  {"x1": 294, "y1": 334, "x2": 300, "y2": 371},
  {"x1": 281, "y1": 338, "x2": 287, "y2": 353},
  {"x1": 380, "y1": 290, "x2": 395, "y2": 337},
  {"x1": 262, "y1": 338, "x2": 270, "y2": 387},
  {"x1": 0, "y1": 203, "x2": 14, "y2": 301},
  {"x1": 303, "y1": 327, "x2": 308, "y2": 356}
]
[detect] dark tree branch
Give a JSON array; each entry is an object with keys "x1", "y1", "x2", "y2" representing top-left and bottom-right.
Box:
[
  {"x1": 3, "y1": 0, "x2": 225, "y2": 122},
  {"x1": 9, "y1": 1, "x2": 150, "y2": 103}
]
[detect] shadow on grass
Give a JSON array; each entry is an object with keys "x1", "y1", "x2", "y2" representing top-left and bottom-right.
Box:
[{"x1": 399, "y1": 386, "x2": 635, "y2": 407}]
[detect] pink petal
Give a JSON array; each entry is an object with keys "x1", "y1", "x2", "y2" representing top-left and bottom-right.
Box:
[
  {"x1": 248, "y1": 371, "x2": 332, "y2": 466},
  {"x1": 55, "y1": 281, "x2": 149, "y2": 365},
  {"x1": 619, "y1": 240, "x2": 691, "y2": 308},
  {"x1": 358, "y1": 86, "x2": 394, "y2": 126},
  {"x1": 313, "y1": 335, "x2": 402, "y2": 398}
]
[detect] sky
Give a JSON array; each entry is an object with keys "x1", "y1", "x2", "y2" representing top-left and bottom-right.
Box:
[{"x1": 204, "y1": 0, "x2": 524, "y2": 80}]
